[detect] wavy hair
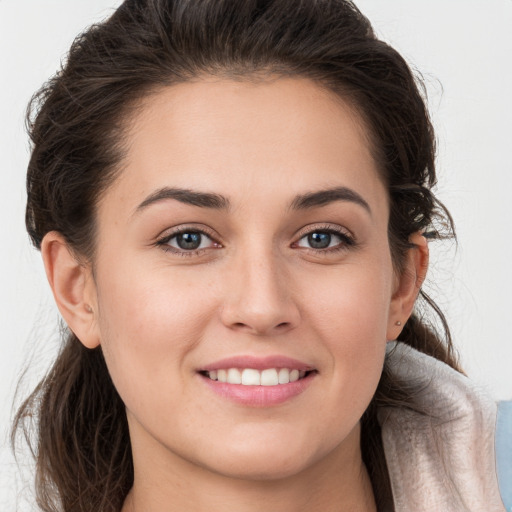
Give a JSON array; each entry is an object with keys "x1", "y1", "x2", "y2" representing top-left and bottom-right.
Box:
[{"x1": 13, "y1": 1, "x2": 460, "y2": 510}]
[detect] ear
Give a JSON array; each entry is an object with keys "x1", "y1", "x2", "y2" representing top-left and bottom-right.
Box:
[
  {"x1": 386, "y1": 232, "x2": 429, "y2": 341},
  {"x1": 41, "y1": 231, "x2": 100, "y2": 349}
]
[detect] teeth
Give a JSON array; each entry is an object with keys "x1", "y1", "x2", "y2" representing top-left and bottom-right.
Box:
[
  {"x1": 261, "y1": 368, "x2": 279, "y2": 386},
  {"x1": 227, "y1": 368, "x2": 242, "y2": 384},
  {"x1": 278, "y1": 368, "x2": 290, "y2": 384},
  {"x1": 242, "y1": 369, "x2": 260, "y2": 385},
  {"x1": 206, "y1": 368, "x2": 309, "y2": 385}
]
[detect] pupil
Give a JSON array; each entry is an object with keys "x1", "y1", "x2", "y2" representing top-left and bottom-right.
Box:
[
  {"x1": 177, "y1": 232, "x2": 201, "y2": 250},
  {"x1": 308, "y1": 232, "x2": 331, "y2": 249}
]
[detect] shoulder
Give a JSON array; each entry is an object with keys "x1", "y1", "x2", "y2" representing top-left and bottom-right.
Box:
[{"x1": 377, "y1": 342, "x2": 506, "y2": 512}]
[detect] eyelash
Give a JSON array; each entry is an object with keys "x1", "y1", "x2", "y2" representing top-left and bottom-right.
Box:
[
  {"x1": 156, "y1": 226, "x2": 220, "y2": 257},
  {"x1": 292, "y1": 224, "x2": 356, "y2": 255},
  {"x1": 155, "y1": 224, "x2": 356, "y2": 257}
]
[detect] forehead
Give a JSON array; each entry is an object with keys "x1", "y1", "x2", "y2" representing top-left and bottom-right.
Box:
[{"x1": 102, "y1": 76, "x2": 387, "y2": 219}]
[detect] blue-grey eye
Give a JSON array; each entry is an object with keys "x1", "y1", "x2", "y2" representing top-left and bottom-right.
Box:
[
  {"x1": 297, "y1": 231, "x2": 346, "y2": 250},
  {"x1": 168, "y1": 232, "x2": 213, "y2": 251},
  {"x1": 308, "y1": 232, "x2": 331, "y2": 249}
]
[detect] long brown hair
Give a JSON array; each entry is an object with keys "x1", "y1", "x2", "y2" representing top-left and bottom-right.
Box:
[{"x1": 13, "y1": 1, "x2": 460, "y2": 511}]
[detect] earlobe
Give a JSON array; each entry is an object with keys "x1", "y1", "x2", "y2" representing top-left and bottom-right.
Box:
[
  {"x1": 41, "y1": 231, "x2": 100, "y2": 349},
  {"x1": 386, "y1": 232, "x2": 429, "y2": 341}
]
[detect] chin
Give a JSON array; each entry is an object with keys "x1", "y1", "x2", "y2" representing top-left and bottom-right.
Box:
[
  {"x1": 207, "y1": 454, "x2": 315, "y2": 482},
  {"x1": 193, "y1": 433, "x2": 328, "y2": 482}
]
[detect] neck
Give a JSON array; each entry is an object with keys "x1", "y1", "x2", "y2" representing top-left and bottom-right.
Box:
[{"x1": 122, "y1": 422, "x2": 377, "y2": 512}]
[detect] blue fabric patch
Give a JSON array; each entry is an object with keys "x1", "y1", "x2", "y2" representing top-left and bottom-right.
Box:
[{"x1": 497, "y1": 400, "x2": 512, "y2": 511}]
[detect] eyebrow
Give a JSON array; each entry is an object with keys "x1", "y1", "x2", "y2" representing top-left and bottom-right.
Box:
[
  {"x1": 289, "y1": 186, "x2": 372, "y2": 215},
  {"x1": 135, "y1": 187, "x2": 231, "y2": 213},
  {"x1": 134, "y1": 185, "x2": 371, "y2": 216}
]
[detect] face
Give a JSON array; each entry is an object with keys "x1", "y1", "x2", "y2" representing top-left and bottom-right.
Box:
[{"x1": 87, "y1": 77, "x2": 400, "y2": 481}]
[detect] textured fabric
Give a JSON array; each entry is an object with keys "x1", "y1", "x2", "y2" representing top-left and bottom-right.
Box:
[{"x1": 378, "y1": 342, "x2": 506, "y2": 512}]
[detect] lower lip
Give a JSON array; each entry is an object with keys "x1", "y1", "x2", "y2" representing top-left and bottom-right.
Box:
[{"x1": 200, "y1": 373, "x2": 315, "y2": 407}]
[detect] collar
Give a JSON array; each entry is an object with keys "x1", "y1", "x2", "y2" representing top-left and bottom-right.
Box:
[{"x1": 378, "y1": 342, "x2": 506, "y2": 511}]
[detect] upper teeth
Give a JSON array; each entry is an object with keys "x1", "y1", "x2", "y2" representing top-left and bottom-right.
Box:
[{"x1": 208, "y1": 368, "x2": 307, "y2": 386}]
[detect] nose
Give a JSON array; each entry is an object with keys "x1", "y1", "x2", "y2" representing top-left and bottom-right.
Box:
[{"x1": 219, "y1": 247, "x2": 301, "y2": 337}]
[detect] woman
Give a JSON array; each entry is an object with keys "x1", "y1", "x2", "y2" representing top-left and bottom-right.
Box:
[{"x1": 12, "y1": 0, "x2": 506, "y2": 511}]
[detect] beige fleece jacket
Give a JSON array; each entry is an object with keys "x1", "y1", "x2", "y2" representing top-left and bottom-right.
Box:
[{"x1": 378, "y1": 342, "x2": 506, "y2": 511}]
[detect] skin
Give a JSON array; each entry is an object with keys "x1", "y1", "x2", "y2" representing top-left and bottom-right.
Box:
[{"x1": 42, "y1": 77, "x2": 428, "y2": 512}]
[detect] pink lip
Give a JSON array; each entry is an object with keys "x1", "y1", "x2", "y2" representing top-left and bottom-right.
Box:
[
  {"x1": 198, "y1": 355, "x2": 316, "y2": 407},
  {"x1": 200, "y1": 372, "x2": 316, "y2": 407},
  {"x1": 199, "y1": 355, "x2": 314, "y2": 372}
]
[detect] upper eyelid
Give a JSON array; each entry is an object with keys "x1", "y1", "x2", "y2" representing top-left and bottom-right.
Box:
[
  {"x1": 294, "y1": 223, "x2": 355, "y2": 241},
  {"x1": 157, "y1": 224, "x2": 220, "y2": 243}
]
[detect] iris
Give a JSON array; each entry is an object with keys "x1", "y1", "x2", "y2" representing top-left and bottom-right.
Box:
[{"x1": 308, "y1": 232, "x2": 331, "y2": 249}]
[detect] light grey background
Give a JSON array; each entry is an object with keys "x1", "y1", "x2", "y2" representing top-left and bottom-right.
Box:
[{"x1": 1, "y1": 0, "x2": 511, "y2": 509}]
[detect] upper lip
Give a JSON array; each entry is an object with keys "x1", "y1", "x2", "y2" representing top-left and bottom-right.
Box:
[{"x1": 199, "y1": 355, "x2": 315, "y2": 372}]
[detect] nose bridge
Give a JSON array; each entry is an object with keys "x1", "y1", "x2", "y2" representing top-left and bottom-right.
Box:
[{"x1": 221, "y1": 238, "x2": 299, "y2": 335}]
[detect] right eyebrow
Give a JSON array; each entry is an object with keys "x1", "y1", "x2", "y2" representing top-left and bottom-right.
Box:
[
  {"x1": 134, "y1": 187, "x2": 231, "y2": 215},
  {"x1": 289, "y1": 186, "x2": 372, "y2": 216}
]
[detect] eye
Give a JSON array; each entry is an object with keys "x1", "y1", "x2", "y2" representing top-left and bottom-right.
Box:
[
  {"x1": 169, "y1": 232, "x2": 210, "y2": 250},
  {"x1": 157, "y1": 228, "x2": 220, "y2": 254},
  {"x1": 295, "y1": 228, "x2": 354, "y2": 251}
]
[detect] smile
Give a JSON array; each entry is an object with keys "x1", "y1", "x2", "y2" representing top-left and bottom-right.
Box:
[
  {"x1": 198, "y1": 356, "x2": 317, "y2": 406},
  {"x1": 203, "y1": 368, "x2": 310, "y2": 385}
]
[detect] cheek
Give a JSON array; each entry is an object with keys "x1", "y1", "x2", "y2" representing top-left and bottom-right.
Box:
[
  {"x1": 98, "y1": 258, "x2": 212, "y2": 339},
  {"x1": 299, "y1": 256, "x2": 392, "y2": 412},
  {"x1": 94, "y1": 262, "x2": 216, "y2": 402},
  {"x1": 303, "y1": 255, "x2": 393, "y2": 344}
]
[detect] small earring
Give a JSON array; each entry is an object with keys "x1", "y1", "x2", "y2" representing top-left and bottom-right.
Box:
[
  {"x1": 395, "y1": 320, "x2": 402, "y2": 326},
  {"x1": 85, "y1": 304, "x2": 93, "y2": 313}
]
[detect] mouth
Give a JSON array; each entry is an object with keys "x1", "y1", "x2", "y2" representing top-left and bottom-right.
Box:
[
  {"x1": 199, "y1": 367, "x2": 314, "y2": 386},
  {"x1": 197, "y1": 356, "x2": 317, "y2": 406}
]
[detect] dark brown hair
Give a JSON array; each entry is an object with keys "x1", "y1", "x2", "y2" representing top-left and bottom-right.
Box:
[{"x1": 13, "y1": 1, "x2": 460, "y2": 511}]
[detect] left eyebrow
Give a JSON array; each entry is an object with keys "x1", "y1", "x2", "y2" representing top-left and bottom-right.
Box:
[
  {"x1": 289, "y1": 186, "x2": 372, "y2": 215},
  {"x1": 134, "y1": 187, "x2": 231, "y2": 214}
]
